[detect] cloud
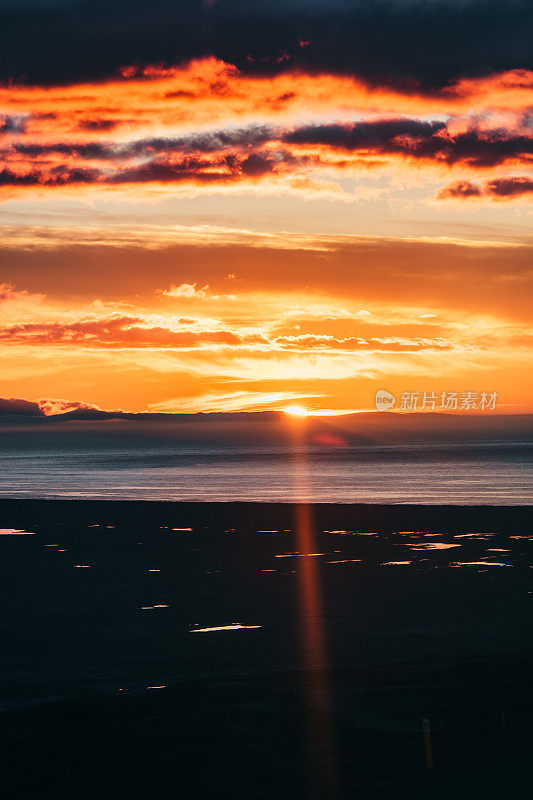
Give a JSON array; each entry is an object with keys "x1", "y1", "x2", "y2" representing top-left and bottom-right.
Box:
[
  {"x1": 0, "y1": 305, "x2": 461, "y2": 356},
  {"x1": 438, "y1": 180, "x2": 482, "y2": 198},
  {"x1": 439, "y1": 175, "x2": 533, "y2": 199},
  {"x1": 271, "y1": 334, "x2": 455, "y2": 353},
  {"x1": 283, "y1": 119, "x2": 533, "y2": 168},
  {"x1": 162, "y1": 283, "x2": 209, "y2": 298},
  {"x1": 148, "y1": 390, "x2": 316, "y2": 413},
  {"x1": 0, "y1": 282, "x2": 47, "y2": 312},
  {"x1": 160, "y1": 282, "x2": 238, "y2": 301},
  {"x1": 0, "y1": 282, "x2": 27, "y2": 300},
  {"x1": 486, "y1": 176, "x2": 533, "y2": 196},
  {"x1": 0, "y1": 397, "x2": 43, "y2": 416},
  {"x1": 0, "y1": 152, "x2": 287, "y2": 191},
  {"x1": 77, "y1": 118, "x2": 119, "y2": 131},
  {"x1": 0, "y1": 396, "x2": 110, "y2": 417},
  {"x1": 0, "y1": 4, "x2": 531, "y2": 417},
  {"x1": 0, "y1": 315, "x2": 267, "y2": 348},
  {"x1": 0, "y1": 223, "x2": 345, "y2": 252},
  {"x1": 36, "y1": 398, "x2": 105, "y2": 416},
  {"x1": 2, "y1": 62, "x2": 533, "y2": 159},
  {"x1": 0, "y1": 279, "x2": 530, "y2": 413},
  {"x1": 1, "y1": 0, "x2": 532, "y2": 92},
  {"x1": 0, "y1": 114, "x2": 27, "y2": 135},
  {"x1": 28, "y1": 117, "x2": 513, "y2": 167},
  {"x1": 2, "y1": 117, "x2": 533, "y2": 199},
  {"x1": 285, "y1": 118, "x2": 445, "y2": 148},
  {"x1": 0, "y1": 166, "x2": 100, "y2": 186}
]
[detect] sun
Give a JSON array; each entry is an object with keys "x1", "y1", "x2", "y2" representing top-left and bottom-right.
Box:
[{"x1": 283, "y1": 405, "x2": 309, "y2": 417}]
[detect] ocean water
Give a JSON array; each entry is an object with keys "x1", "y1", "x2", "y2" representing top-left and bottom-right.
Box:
[{"x1": 0, "y1": 424, "x2": 531, "y2": 503}]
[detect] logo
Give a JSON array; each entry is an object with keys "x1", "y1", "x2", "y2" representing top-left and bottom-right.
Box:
[{"x1": 375, "y1": 389, "x2": 395, "y2": 411}]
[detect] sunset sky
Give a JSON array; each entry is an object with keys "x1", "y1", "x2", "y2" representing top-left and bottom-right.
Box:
[{"x1": 1, "y1": 0, "x2": 532, "y2": 415}]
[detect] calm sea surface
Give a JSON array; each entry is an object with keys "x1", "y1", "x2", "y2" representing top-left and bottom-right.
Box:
[{"x1": 0, "y1": 428, "x2": 530, "y2": 503}]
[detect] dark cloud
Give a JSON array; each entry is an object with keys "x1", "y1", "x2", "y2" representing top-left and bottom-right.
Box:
[
  {"x1": 284, "y1": 120, "x2": 533, "y2": 167},
  {"x1": 438, "y1": 180, "x2": 482, "y2": 198},
  {"x1": 0, "y1": 166, "x2": 100, "y2": 185},
  {"x1": 105, "y1": 158, "x2": 235, "y2": 185},
  {"x1": 0, "y1": 397, "x2": 44, "y2": 416},
  {"x1": 0, "y1": 0, "x2": 532, "y2": 91},
  {"x1": 0, "y1": 114, "x2": 27, "y2": 134},
  {"x1": 0, "y1": 395, "x2": 110, "y2": 419},
  {"x1": 9, "y1": 125, "x2": 275, "y2": 161},
  {"x1": 5, "y1": 119, "x2": 533, "y2": 189},
  {"x1": 105, "y1": 151, "x2": 283, "y2": 184},
  {"x1": 77, "y1": 119, "x2": 119, "y2": 131},
  {"x1": 0, "y1": 137, "x2": 286, "y2": 187},
  {"x1": 440, "y1": 175, "x2": 533, "y2": 199},
  {"x1": 485, "y1": 175, "x2": 533, "y2": 196},
  {"x1": 286, "y1": 118, "x2": 446, "y2": 147}
]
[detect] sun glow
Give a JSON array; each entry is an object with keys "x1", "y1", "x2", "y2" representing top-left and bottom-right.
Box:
[{"x1": 283, "y1": 405, "x2": 309, "y2": 417}]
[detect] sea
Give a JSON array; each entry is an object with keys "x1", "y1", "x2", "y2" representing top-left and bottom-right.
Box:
[
  {"x1": 0, "y1": 421, "x2": 531, "y2": 503},
  {"x1": 1, "y1": 419, "x2": 531, "y2": 796}
]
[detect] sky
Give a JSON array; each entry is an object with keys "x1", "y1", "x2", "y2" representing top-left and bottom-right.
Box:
[{"x1": 0, "y1": 0, "x2": 532, "y2": 415}]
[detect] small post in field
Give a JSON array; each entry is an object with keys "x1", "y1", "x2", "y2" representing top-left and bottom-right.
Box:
[{"x1": 422, "y1": 718, "x2": 434, "y2": 770}]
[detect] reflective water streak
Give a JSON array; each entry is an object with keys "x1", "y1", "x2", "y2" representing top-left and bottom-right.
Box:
[
  {"x1": 0, "y1": 529, "x2": 35, "y2": 535},
  {"x1": 287, "y1": 415, "x2": 338, "y2": 799},
  {"x1": 190, "y1": 624, "x2": 261, "y2": 633},
  {"x1": 407, "y1": 543, "x2": 462, "y2": 550}
]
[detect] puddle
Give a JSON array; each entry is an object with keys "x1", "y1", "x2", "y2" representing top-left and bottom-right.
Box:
[
  {"x1": 450, "y1": 561, "x2": 509, "y2": 567},
  {"x1": 275, "y1": 552, "x2": 330, "y2": 558},
  {"x1": 190, "y1": 623, "x2": 261, "y2": 633},
  {"x1": 407, "y1": 543, "x2": 461, "y2": 550},
  {"x1": 324, "y1": 530, "x2": 352, "y2": 534}
]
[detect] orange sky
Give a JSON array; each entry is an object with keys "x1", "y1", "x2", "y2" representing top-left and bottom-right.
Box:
[{"x1": 1, "y1": 58, "x2": 532, "y2": 414}]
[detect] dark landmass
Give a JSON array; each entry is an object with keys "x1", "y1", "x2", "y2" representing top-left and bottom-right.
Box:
[
  {"x1": 0, "y1": 500, "x2": 531, "y2": 799},
  {"x1": 0, "y1": 406, "x2": 532, "y2": 452},
  {"x1": 1, "y1": 498, "x2": 532, "y2": 531}
]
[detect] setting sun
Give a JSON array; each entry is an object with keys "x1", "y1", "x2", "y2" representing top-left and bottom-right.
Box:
[{"x1": 283, "y1": 406, "x2": 309, "y2": 417}]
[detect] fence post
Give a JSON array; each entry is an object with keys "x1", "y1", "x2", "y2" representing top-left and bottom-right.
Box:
[{"x1": 422, "y1": 718, "x2": 434, "y2": 770}]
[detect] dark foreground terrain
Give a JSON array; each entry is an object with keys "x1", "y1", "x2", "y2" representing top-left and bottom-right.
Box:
[{"x1": 0, "y1": 500, "x2": 531, "y2": 799}]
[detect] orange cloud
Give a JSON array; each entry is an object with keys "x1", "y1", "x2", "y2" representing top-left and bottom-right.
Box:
[
  {"x1": 2, "y1": 107, "x2": 532, "y2": 203},
  {"x1": 2, "y1": 61, "x2": 533, "y2": 144}
]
